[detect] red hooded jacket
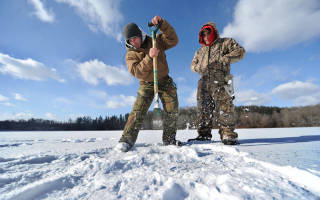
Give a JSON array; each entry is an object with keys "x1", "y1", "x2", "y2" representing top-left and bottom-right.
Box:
[{"x1": 199, "y1": 24, "x2": 216, "y2": 46}]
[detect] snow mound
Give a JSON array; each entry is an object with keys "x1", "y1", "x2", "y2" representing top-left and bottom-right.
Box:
[
  {"x1": 0, "y1": 128, "x2": 319, "y2": 199},
  {"x1": 1, "y1": 142, "x2": 319, "y2": 199}
]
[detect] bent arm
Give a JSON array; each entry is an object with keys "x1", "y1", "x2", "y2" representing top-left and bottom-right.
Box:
[
  {"x1": 222, "y1": 38, "x2": 245, "y2": 64},
  {"x1": 191, "y1": 50, "x2": 200, "y2": 73},
  {"x1": 126, "y1": 51, "x2": 153, "y2": 79},
  {"x1": 157, "y1": 19, "x2": 178, "y2": 50}
]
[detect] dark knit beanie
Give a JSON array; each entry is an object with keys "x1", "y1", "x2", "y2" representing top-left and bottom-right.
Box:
[{"x1": 123, "y1": 23, "x2": 142, "y2": 40}]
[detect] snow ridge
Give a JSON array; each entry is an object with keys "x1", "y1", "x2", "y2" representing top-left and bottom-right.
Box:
[
  {"x1": 1, "y1": 141, "x2": 320, "y2": 199},
  {"x1": 0, "y1": 129, "x2": 320, "y2": 199}
]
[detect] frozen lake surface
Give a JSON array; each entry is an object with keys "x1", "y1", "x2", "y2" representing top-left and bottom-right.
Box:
[{"x1": 0, "y1": 127, "x2": 319, "y2": 199}]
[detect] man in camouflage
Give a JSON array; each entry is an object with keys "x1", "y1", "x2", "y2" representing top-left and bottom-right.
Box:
[
  {"x1": 189, "y1": 22, "x2": 245, "y2": 145},
  {"x1": 116, "y1": 16, "x2": 179, "y2": 152}
]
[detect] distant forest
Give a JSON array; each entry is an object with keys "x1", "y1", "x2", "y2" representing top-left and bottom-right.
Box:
[{"x1": 1, "y1": 104, "x2": 319, "y2": 131}]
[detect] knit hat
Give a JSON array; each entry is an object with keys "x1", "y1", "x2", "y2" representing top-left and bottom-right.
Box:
[{"x1": 123, "y1": 23, "x2": 142, "y2": 41}]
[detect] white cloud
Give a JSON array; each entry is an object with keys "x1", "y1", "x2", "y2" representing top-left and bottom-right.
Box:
[
  {"x1": 14, "y1": 112, "x2": 33, "y2": 119},
  {"x1": 0, "y1": 94, "x2": 9, "y2": 102},
  {"x1": 235, "y1": 89, "x2": 271, "y2": 105},
  {"x1": 0, "y1": 112, "x2": 33, "y2": 120},
  {"x1": 13, "y1": 93, "x2": 27, "y2": 101},
  {"x1": 78, "y1": 59, "x2": 133, "y2": 86},
  {"x1": 0, "y1": 53, "x2": 65, "y2": 82},
  {"x1": 0, "y1": 94, "x2": 14, "y2": 107},
  {"x1": 0, "y1": 102, "x2": 15, "y2": 107},
  {"x1": 28, "y1": 0, "x2": 55, "y2": 23},
  {"x1": 222, "y1": 0, "x2": 320, "y2": 52},
  {"x1": 272, "y1": 81, "x2": 319, "y2": 99},
  {"x1": 233, "y1": 74, "x2": 272, "y2": 105},
  {"x1": 45, "y1": 112, "x2": 57, "y2": 120},
  {"x1": 84, "y1": 90, "x2": 135, "y2": 109},
  {"x1": 293, "y1": 94, "x2": 320, "y2": 106},
  {"x1": 55, "y1": 0, "x2": 123, "y2": 41},
  {"x1": 106, "y1": 95, "x2": 135, "y2": 109},
  {"x1": 272, "y1": 81, "x2": 320, "y2": 105},
  {"x1": 186, "y1": 90, "x2": 197, "y2": 106}
]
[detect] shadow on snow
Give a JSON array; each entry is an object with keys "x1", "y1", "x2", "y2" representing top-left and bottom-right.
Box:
[{"x1": 239, "y1": 134, "x2": 320, "y2": 146}]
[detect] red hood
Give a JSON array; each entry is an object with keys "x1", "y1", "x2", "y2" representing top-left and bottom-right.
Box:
[{"x1": 199, "y1": 24, "x2": 217, "y2": 46}]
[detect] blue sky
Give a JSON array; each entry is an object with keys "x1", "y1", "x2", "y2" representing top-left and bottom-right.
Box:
[{"x1": 1, "y1": 0, "x2": 320, "y2": 121}]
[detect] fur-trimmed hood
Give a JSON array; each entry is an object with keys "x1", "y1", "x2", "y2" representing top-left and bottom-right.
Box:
[{"x1": 199, "y1": 22, "x2": 220, "y2": 46}]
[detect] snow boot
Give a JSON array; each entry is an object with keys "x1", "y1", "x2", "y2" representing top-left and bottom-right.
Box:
[
  {"x1": 163, "y1": 139, "x2": 182, "y2": 146},
  {"x1": 187, "y1": 135, "x2": 212, "y2": 142},
  {"x1": 221, "y1": 135, "x2": 238, "y2": 145},
  {"x1": 115, "y1": 142, "x2": 133, "y2": 152},
  {"x1": 219, "y1": 129, "x2": 238, "y2": 145}
]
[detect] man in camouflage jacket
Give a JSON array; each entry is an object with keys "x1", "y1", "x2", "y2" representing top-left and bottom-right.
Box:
[
  {"x1": 189, "y1": 22, "x2": 245, "y2": 145},
  {"x1": 117, "y1": 16, "x2": 179, "y2": 152}
]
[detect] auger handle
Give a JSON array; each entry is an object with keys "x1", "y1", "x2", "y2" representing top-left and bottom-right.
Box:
[
  {"x1": 148, "y1": 22, "x2": 160, "y2": 39},
  {"x1": 148, "y1": 22, "x2": 161, "y2": 105}
]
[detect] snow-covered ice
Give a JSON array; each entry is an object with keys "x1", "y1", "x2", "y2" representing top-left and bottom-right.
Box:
[{"x1": 0, "y1": 127, "x2": 320, "y2": 199}]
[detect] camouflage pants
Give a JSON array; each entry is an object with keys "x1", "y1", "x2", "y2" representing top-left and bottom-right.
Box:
[
  {"x1": 119, "y1": 76, "x2": 179, "y2": 146},
  {"x1": 196, "y1": 78, "x2": 237, "y2": 139}
]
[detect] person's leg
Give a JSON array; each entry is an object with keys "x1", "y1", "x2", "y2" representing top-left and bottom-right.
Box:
[
  {"x1": 159, "y1": 77, "x2": 179, "y2": 145},
  {"x1": 194, "y1": 79, "x2": 214, "y2": 140},
  {"x1": 119, "y1": 84, "x2": 153, "y2": 148},
  {"x1": 216, "y1": 89, "x2": 238, "y2": 145}
]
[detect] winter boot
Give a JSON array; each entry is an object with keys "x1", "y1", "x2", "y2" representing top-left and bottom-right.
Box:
[
  {"x1": 219, "y1": 128, "x2": 238, "y2": 145},
  {"x1": 163, "y1": 139, "x2": 182, "y2": 146},
  {"x1": 115, "y1": 142, "x2": 133, "y2": 152},
  {"x1": 221, "y1": 135, "x2": 238, "y2": 145}
]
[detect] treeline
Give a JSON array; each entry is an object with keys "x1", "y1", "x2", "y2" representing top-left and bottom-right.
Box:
[
  {"x1": 0, "y1": 114, "x2": 129, "y2": 131},
  {"x1": 146, "y1": 104, "x2": 320, "y2": 129},
  {"x1": 235, "y1": 104, "x2": 320, "y2": 128},
  {"x1": 0, "y1": 104, "x2": 319, "y2": 131}
]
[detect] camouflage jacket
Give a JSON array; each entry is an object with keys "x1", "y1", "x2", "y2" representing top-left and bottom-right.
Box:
[
  {"x1": 191, "y1": 22, "x2": 245, "y2": 84},
  {"x1": 125, "y1": 19, "x2": 178, "y2": 84}
]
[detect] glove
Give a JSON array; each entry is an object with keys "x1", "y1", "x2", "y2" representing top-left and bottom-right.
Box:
[{"x1": 219, "y1": 56, "x2": 230, "y2": 65}]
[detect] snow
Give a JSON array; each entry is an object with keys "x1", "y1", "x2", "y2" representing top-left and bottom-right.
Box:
[{"x1": 0, "y1": 127, "x2": 320, "y2": 200}]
